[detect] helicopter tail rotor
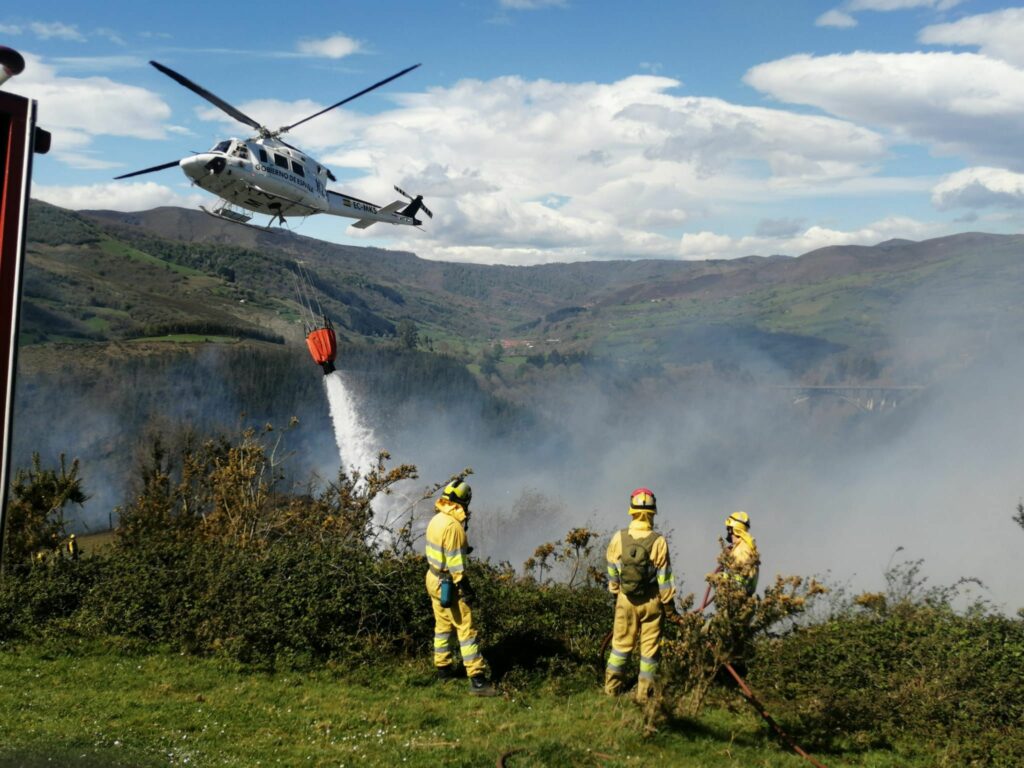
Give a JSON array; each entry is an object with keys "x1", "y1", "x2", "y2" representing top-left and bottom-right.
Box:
[{"x1": 394, "y1": 185, "x2": 433, "y2": 219}]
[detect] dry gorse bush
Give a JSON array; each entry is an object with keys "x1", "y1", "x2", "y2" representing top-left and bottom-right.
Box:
[{"x1": 648, "y1": 544, "x2": 826, "y2": 732}]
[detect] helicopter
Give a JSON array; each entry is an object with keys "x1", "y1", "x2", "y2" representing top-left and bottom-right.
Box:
[{"x1": 115, "y1": 61, "x2": 432, "y2": 231}]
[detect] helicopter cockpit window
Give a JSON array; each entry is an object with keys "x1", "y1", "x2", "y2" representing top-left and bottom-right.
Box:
[
  {"x1": 212, "y1": 140, "x2": 232, "y2": 153},
  {"x1": 259, "y1": 149, "x2": 268, "y2": 163},
  {"x1": 291, "y1": 161, "x2": 305, "y2": 177},
  {"x1": 274, "y1": 153, "x2": 289, "y2": 169},
  {"x1": 232, "y1": 144, "x2": 249, "y2": 159}
]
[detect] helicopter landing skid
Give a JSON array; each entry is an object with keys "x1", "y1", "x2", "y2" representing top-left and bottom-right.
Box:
[{"x1": 201, "y1": 203, "x2": 252, "y2": 226}]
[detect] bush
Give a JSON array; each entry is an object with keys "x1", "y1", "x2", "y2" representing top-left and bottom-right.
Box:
[
  {"x1": 0, "y1": 540, "x2": 612, "y2": 675},
  {"x1": 472, "y1": 561, "x2": 610, "y2": 682},
  {"x1": 749, "y1": 569, "x2": 1024, "y2": 765},
  {"x1": 2, "y1": 454, "x2": 87, "y2": 565},
  {"x1": 0, "y1": 557, "x2": 103, "y2": 642},
  {"x1": 4, "y1": 432, "x2": 1023, "y2": 766},
  {"x1": 1, "y1": 430, "x2": 612, "y2": 676}
]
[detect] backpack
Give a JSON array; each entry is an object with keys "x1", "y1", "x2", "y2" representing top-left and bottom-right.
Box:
[{"x1": 619, "y1": 529, "x2": 658, "y2": 598}]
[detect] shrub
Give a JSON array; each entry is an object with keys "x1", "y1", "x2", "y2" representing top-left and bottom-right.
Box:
[
  {"x1": 0, "y1": 557, "x2": 103, "y2": 642},
  {"x1": 749, "y1": 564, "x2": 1024, "y2": 764},
  {"x1": 1, "y1": 453, "x2": 87, "y2": 565}
]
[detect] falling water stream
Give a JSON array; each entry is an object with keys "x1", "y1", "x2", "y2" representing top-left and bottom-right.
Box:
[
  {"x1": 323, "y1": 371, "x2": 377, "y2": 480},
  {"x1": 323, "y1": 370, "x2": 410, "y2": 539}
]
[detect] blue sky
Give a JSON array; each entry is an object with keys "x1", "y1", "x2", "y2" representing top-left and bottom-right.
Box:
[{"x1": 5, "y1": 0, "x2": 1024, "y2": 263}]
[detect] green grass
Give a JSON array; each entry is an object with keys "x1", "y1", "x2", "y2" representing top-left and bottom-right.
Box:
[
  {"x1": 99, "y1": 238, "x2": 205, "y2": 277},
  {"x1": 0, "y1": 646, "x2": 932, "y2": 767},
  {"x1": 83, "y1": 316, "x2": 111, "y2": 333},
  {"x1": 77, "y1": 530, "x2": 116, "y2": 556}
]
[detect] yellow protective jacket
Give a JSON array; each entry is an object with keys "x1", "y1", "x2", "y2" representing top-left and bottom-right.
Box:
[
  {"x1": 606, "y1": 517, "x2": 676, "y2": 606},
  {"x1": 424, "y1": 497, "x2": 470, "y2": 590},
  {"x1": 726, "y1": 528, "x2": 759, "y2": 593}
]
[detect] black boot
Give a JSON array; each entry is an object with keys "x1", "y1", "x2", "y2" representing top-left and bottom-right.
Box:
[
  {"x1": 469, "y1": 675, "x2": 499, "y2": 696},
  {"x1": 436, "y1": 665, "x2": 459, "y2": 681}
]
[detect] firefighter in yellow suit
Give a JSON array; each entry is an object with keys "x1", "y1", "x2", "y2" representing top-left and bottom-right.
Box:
[
  {"x1": 424, "y1": 480, "x2": 497, "y2": 696},
  {"x1": 604, "y1": 487, "x2": 677, "y2": 701},
  {"x1": 724, "y1": 511, "x2": 759, "y2": 595}
]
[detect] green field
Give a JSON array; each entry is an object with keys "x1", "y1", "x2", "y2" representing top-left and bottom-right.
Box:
[{"x1": 0, "y1": 646, "x2": 933, "y2": 768}]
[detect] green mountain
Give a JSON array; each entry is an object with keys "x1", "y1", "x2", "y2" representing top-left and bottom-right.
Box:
[
  {"x1": 14, "y1": 200, "x2": 1024, "y2": 535},
  {"x1": 22, "y1": 200, "x2": 1024, "y2": 389}
]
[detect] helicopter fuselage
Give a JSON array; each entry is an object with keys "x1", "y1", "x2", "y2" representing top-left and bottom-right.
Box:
[{"x1": 180, "y1": 137, "x2": 420, "y2": 227}]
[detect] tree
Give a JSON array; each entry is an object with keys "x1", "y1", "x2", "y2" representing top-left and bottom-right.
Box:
[
  {"x1": 1014, "y1": 500, "x2": 1024, "y2": 532},
  {"x1": 555, "y1": 527, "x2": 600, "y2": 587},
  {"x1": 479, "y1": 343, "x2": 503, "y2": 376},
  {"x1": 396, "y1": 319, "x2": 419, "y2": 350},
  {"x1": 3, "y1": 453, "x2": 88, "y2": 564}
]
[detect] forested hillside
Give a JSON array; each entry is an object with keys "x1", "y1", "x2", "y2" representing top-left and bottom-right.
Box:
[
  {"x1": 26, "y1": 201, "x2": 1024, "y2": 386},
  {"x1": 15, "y1": 201, "x2": 1024, "y2": 552}
]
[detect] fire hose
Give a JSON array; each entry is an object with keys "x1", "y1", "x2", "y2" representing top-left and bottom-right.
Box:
[
  {"x1": 598, "y1": 581, "x2": 828, "y2": 768},
  {"x1": 663, "y1": 612, "x2": 828, "y2": 768}
]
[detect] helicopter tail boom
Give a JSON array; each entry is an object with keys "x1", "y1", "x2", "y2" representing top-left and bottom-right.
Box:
[{"x1": 327, "y1": 191, "x2": 422, "y2": 228}]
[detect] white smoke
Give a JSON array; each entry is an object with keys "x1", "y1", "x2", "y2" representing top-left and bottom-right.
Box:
[{"x1": 323, "y1": 371, "x2": 378, "y2": 480}]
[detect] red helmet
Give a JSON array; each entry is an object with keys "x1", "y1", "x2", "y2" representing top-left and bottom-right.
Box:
[{"x1": 629, "y1": 487, "x2": 657, "y2": 511}]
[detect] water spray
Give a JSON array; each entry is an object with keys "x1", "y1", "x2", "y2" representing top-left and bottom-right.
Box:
[{"x1": 323, "y1": 371, "x2": 377, "y2": 481}]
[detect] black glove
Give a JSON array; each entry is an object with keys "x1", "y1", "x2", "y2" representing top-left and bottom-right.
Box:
[{"x1": 459, "y1": 580, "x2": 476, "y2": 607}]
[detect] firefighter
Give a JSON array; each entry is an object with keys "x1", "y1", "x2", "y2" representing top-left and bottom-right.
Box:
[
  {"x1": 723, "y1": 511, "x2": 759, "y2": 596},
  {"x1": 65, "y1": 533, "x2": 80, "y2": 561},
  {"x1": 424, "y1": 480, "x2": 498, "y2": 696},
  {"x1": 604, "y1": 487, "x2": 677, "y2": 701}
]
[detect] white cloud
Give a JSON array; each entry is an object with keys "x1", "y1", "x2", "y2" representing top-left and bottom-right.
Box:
[
  {"x1": 825, "y1": 0, "x2": 964, "y2": 29},
  {"x1": 0, "y1": 24, "x2": 22, "y2": 35},
  {"x1": 744, "y1": 51, "x2": 1024, "y2": 170},
  {"x1": 847, "y1": 0, "x2": 962, "y2": 10},
  {"x1": 296, "y1": 34, "x2": 361, "y2": 59},
  {"x1": 51, "y1": 55, "x2": 147, "y2": 72},
  {"x1": 932, "y1": 167, "x2": 1024, "y2": 210},
  {"x1": 678, "y1": 230, "x2": 736, "y2": 258},
  {"x1": 7, "y1": 53, "x2": 172, "y2": 146},
  {"x1": 920, "y1": 8, "x2": 1024, "y2": 67},
  {"x1": 68, "y1": 65, "x2": 950, "y2": 268},
  {"x1": 500, "y1": 0, "x2": 567, "y2": 8},
  {"x1": 191, "y1": 73, "x2": 931, "y2": 264},
  {"x1": 33, "y1": 182, "x2": 204, "y2": 211},
  {"x1": 677, "y1": 216, "x2": 946, "y2": 260},
  {"x1": 29, "y1": 22, "x2": 85, "y2": 42},
  {"x1": 376, "y1": 77, "x2": 887, "y2": 261},
  {"x1": 619, "y1": 97, "x2": 884, "y2": 176},
  {"x1": 94, "y1": 28, "x2": 126, "y2": 46},
  {"x1": 49, "y1": 131, "x2": 121, "y2": 170},
  {"x1": 756, "y1": 217, "x2": 806, "y2": 237},
  {"x1": 816, "y1": 10, "x2": 858, "y2": 28}
]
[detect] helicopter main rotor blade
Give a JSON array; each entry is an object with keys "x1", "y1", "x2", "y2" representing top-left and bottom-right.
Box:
[
  {"x1": 150, "y1": 60, "x2": 265, "y2": 133},
  {"x1": 114, "y1": 159, "x2": 181, "y2": 180},
  {"x1": 279, "y1": 63, "x2": 421, "y2": 134}
]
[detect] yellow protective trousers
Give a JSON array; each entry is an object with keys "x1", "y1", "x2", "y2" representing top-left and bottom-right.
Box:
[
  {"x1": 426, "y1": 572, "x2": 486, "y2": 678},
  {"x1": 604, "y1": 591, "x2": 663, "y2": 701}
]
